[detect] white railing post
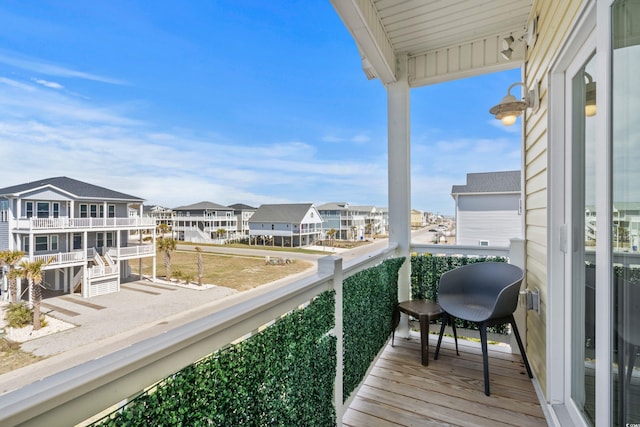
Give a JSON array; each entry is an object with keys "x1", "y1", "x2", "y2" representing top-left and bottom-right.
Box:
[{"x1": 318, "y1": 255, "x2": 343, "y2": 426}]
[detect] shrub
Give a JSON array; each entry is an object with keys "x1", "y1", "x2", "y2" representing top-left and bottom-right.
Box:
[
  {"x1": 4, "y1": 302, "x2": 48, "y2": 328},
  {"x1": 5, "y1": 303, "x2": 32, "y2": 328}
]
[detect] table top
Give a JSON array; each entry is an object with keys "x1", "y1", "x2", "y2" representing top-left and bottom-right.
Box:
[{"x1": 397, "y1": 299, "x2": 443, "y2": 316}]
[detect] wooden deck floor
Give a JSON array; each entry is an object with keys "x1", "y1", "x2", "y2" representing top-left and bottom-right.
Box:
[{"x1": 342, "y1": 333, "x2": 548, "y2": 427}]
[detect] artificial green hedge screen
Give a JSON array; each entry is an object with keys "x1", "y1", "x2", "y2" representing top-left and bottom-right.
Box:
[
  {"x1": 94, "y1": 257, "x2": 407, "y2": 426},
  {"x1": 95, "y1": 290, "x2": 336, "y2": 427},
  {"x1": 342, "y1": 257, "x2": 405, "y2": 401},
  {"x1": 410, "y1": 254, "x2": 508, "y2": 334}
]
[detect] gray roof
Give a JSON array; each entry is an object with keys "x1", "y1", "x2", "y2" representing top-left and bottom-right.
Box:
[
  {"x1": 228, "y1": 203, "x2": 256, "y2": 211},
  {"x1": 350, "y1": 205, "x2": 376, "y2": 212},
  {"x1": 0, "y1": 176, "x2": 144, "y2": 201},
  {"x1": 451, "y1": 171, "x2": 521, "y2": 195},
  {"x1": 249, "y1": 203, "x2": 315, "y2": 223},
  {"x1": 173, "y1": 201, "x2": 233, "y2": 211},
  {"x1": 316, "y1": 202, "x2": 349, "y2": 211}
]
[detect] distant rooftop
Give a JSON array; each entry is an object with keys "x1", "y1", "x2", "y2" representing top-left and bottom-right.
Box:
[
  {"x1": 228, "y1": 203, "x2": 257, "y2": 211},
  {"x1": 451, "y1": 171, "x2": 521, "y2": 195},
  {"x1": 173, "y1": 201, "x2": 233, "y2": 211},
  {"x1": 0, "y1": 176, "x2": 144, "y2": 201},
  {"x1": 249, "y1": 203, "x2": 315, "y2": 223}
]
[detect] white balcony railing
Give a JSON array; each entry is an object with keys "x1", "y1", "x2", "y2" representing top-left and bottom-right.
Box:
[
  {"x1": 87, "y1": 264, "x2": 119, "y2": 278},
  {"x1": 15, "y1": 216, "x2": 156, "y2": 231},
  {"x1": 0, "y1": 243, "x2": 399, "y2": 427},
  {"x1": 0, "y1": 240, "x2": 526, "y2": 426},
  {"x1": 411, "y1": 242, "x2": 511, "y2": 258},
  {"x1": 107, "y1": 245, "x2": 155, "y2": 258},
  {"x1": 32, "y1": 250, "x2": 86, "y2": 267}
]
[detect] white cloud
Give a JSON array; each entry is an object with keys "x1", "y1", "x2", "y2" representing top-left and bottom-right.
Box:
[
  {"x1": 321, "y1": 133, "x2": 371, "y2": 143},
  {"x1": 0, "y1": 49, "x2": 126, "y2": 85},
  {"x1": 0, "y1": 77, "x2": 36, "y2": 92},
  {"x1": 0, "y1": 79, "x2": 390, "y2": 209},
  {"x1": 33, "y1": 78, "x2": 63, "y2": 89}
]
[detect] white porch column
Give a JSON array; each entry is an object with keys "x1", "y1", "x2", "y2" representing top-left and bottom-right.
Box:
[
  {"x1": 82, "y1": 231, "x2": 89, "y2": 298},
  {"x1": 387, "y1": 53, "x2": 411, "y2": 336}
]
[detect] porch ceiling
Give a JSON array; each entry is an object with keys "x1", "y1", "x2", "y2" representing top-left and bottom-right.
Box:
[{"x1": 331, "y1": 0, "x2": 534, "y2": 87}]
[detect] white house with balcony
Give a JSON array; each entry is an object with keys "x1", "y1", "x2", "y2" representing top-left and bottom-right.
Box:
[
  {"x1": 229, "y1": 203, "x2": 257, "y2": 240},
  {"x1": 0, "y1": 177, "x2": 157, "y2": 298},
  {"x1": 451, "y1": 170, "x2": 523, "y2": 246},
  {"x1": 248, "y1": 203, "x2": 323, "y2": 247},
  {"x1": 172, "y1": 201, "x2": 238, "y2": 243},
  {"x1": 351, "y1": 205, "x2": 387, "y2": 237},
  {"x1": 317, "y1": 202, "x2": 367, "y2": 240}
]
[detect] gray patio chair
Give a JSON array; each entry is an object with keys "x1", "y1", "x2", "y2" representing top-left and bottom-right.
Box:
[
  {"x1": 617, "y1": 276, "x2": 640, "y2": 424},
  {"x1": 433, "y1": 262, "x2": 533, "y2": 396}
]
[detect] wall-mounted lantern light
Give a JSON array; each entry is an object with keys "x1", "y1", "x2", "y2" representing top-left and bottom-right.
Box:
[{"x1": 489, "y1": 81, "x2": 540, "y2": 126}]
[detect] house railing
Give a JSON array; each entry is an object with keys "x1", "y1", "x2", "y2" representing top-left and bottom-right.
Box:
[
  {"x1": 87, "y1": 264, "x2": 119, "y2": 278},
  {"x1": 411, "y1": 242, "x2": 511, "y2": 258},
  {"x1": 0, "y1": 239, "x2": 525, "y2": 426},
  {"x1": 0, "y1": 243, "x2": 400, "y2": 427},
  {"x1": 32, "y1": 250, "x2": 85, "y2": 268},
  {"x1": 15, "y1": 216, "x2": 156, "y2": 231},
  {"x1": 106, "y1": 245, "x2": 155, "y2": 258}
]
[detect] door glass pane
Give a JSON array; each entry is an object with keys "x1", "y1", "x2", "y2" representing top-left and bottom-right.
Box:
[
  {"x1": 571, "y1": 54, "x2": 597, "y2": 426},
  {"x1": 612, "y1": 1, "x2": 640, "y2": 424}
]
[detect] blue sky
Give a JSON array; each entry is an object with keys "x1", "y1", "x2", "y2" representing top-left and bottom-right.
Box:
[{"x1": 0, "y1": 1, "x2": 522, "y2": 215}]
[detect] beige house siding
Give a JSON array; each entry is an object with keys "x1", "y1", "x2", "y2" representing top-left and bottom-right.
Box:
[{"x1": 523, "y1": 0, "x2": 585, "y2": 396}]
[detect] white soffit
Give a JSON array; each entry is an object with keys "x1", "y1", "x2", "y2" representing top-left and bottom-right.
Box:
[{"x1": 331, "y1": 0, "x2": 534, "y2": 87}]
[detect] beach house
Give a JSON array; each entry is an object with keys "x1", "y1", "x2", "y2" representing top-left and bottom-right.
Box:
[
  {"x1": 248, "y1": 203, "x2": 323, "y2": 247},
  {"x1": 451, "y1": 170, "x2": 522, "y2": 246},
  {"x1": 0, "y1": 177, "x2": 156, "y2": 298},
  {"x1": 172, "y1": 201, "x2": 238, "y2": 243}
]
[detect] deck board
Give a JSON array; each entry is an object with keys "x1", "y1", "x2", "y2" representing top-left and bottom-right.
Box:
[{"x1": 342, "y1": 333, "x2": 548, "y2": 427}]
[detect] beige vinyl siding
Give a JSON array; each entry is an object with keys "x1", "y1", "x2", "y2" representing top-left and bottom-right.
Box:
[{"x1": 523, "y1": 0, "x2": 585, "y2": 395}]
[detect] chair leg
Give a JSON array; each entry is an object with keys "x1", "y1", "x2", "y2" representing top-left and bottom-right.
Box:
[
  {"x1": 627, "y1": 344, "x2": 637, "y2": 385},
  {"x1": 451, "y1": 318, "x2": 459, "y2": 356},
  {"x1": 434, "y1": 312, "x2": 448, "y2": 360},
  {"x1": 510, "y1": 315, "x2": 533, "y2": 378},
  {"x1": 618, "y1": 334, "x2": 626, "y2": 427},
  {"x1": 480, "y1": 323, "x2": 491, "y2": 396}
]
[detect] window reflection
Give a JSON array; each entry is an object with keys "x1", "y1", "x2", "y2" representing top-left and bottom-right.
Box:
[{"x1": 612, "y1": 1, "x2": 640, "y2": 424}]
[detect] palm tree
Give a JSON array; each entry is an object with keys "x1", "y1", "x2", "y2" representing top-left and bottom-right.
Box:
[
  {"x1": 157, "y1": 223, "x2": 171, "y2": 238},
  {"x1": 327, "y1": 229, "x2": 337, "y2": 246},
  {"x1": 195, "y1": 246, "x2": 204, "y2": 286},
  {"x1": 216, "y1": 228, "x2": 226, "y2": 241},
  {"x1": 17, "y1": 258, "x2": 51, "y2": 330},
  {"x1": 157, "y1": 237, "x2": 177, "y2": 280},
  {"x1": 0, "y1": 250, "x2": 25, "y2": 303}
]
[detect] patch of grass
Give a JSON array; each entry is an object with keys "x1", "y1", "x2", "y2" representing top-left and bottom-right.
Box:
[
  {"x1": 178, "y1": 241, "x2": 332, "y2": 255},
  {"x1": 0, "y1": 338, "x2": 43, "y2": 375},
  {"x1": 316, "y1": 239, "x2": 373, "y2": 249},
  {"x1": 140, "y1": 250, "x2": 314, "y2": 291}
]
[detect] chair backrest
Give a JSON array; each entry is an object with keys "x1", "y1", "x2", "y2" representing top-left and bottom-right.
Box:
[
  {"x1": 438, "y1": 262, "x2": 524, "y2": 322},
  {"x1": 618, "y1": 276, "x2": 640, "y2": 345}
]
